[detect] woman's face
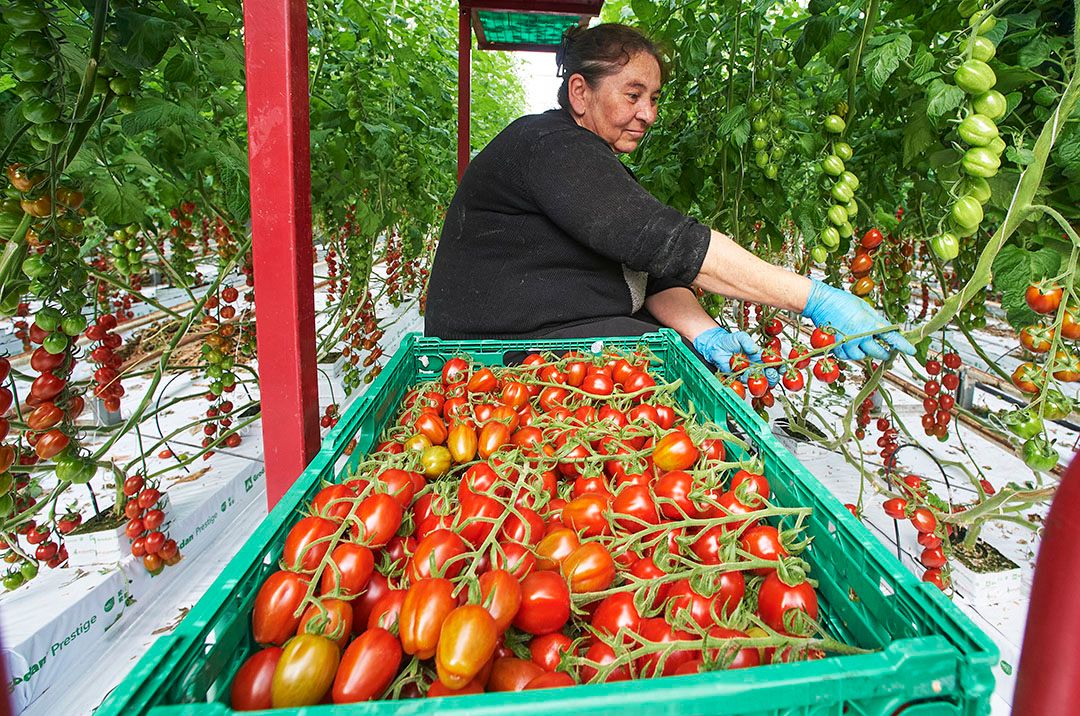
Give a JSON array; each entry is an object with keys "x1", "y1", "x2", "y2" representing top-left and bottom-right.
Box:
[{"x1": 569, "y1": 52, "x2": 661, "y2": 154}]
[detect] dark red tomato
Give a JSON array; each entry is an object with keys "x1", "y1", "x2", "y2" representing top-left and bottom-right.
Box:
[
  {"x1": 579, "y1": 642, "x2": 631, "y2": 683},
  {"x1": 667, "y1": 578, "x2": 714, "y2": 628},
  {"x1": 635, "y1": 618, "x2": 695, "y2": 677},
  {"x1": 700, "y1": 438, "x2": 725, "y2": 462},
  {"x1": 564, "y1": 361, "x2": 587, "y2": 387},
  {"x1": 513, "y1": 570, "x2": 570, "y2": 635},
  {"x1": 332, "y1": 627, "x2": 402, "y2": 704},
  {"x1": 459, "y1": 462, "x2": 502, "y2": 501},
  {"x1": 622, "y1": 371, "x2": 656, "y2": 399},
  {"x1": 35, "y1": 429, "x2": 69, "y2": 459},
  {"x1": 407, "y1": 529, "x2": 468, "y2": 582},
  {"x1": 350, "y1": 573, "x2": 389, "y2": 630},
  {"x1": 253, "y1": 571, "x2": 310, "y2": 645},
  {"x1": 400, "y1": 577, "x2": 456, "y2": 659},
  {"x1": 920, "y1": 546, "x2": 947, "y2": 569},
  {"x1": 366, "y1": 590, "x2": 406, "y2": 631},
  {"x1": 283, "y1": 516, "x2": 338, "y2": 572},
  {"x1": 298, "y1": 598, "x2": 354, "y2": 649},
  {"x1": 882, "y1": 498, "x2": 908, "y2": 520},
  {"x1": 590, "y1": 591, "x2": 640, "y2": 644},
  {"x1": 561, "y1": 493, "x2": 611, "y2": 538},
  {"x1": 739, "y1": 525, "x2": 788, "y2": 575},
  {"x1": 491, "y1": 541, "x2": 537, "y2": 579},
  {"x1": 478, "y1": 569, "x2": 522, "y2": 632},
  {"x1": 730, "y1": 469, "x2": 770, "y2": 501},
  {"x1": 488, "y1": 657, "x2": 545, "y2": 692},
  {"x1": 230, "y1": 646, "x2": 282, "y2": 711},
  {"x1": 529, "y1": 632, "x2": 574, "y2": 672},
  {"x1": 467, "y1": 367, "x2": 498, "y2": 393},
  {"x1": 652, "y1": 431, "x2": 698, "y2": 471},
  {"x1": 910, "y1": 507, "x2": 937, "y2": 534},
  {"x1": 629, "y1": 555, "x2": 669, "y2": 608},
  {"x1": 757, "y1": 572, "x2": 819, "y2": 636},
  {"x1": 351, "y1": 493, "x2": 403, "y2": 547},
  {"x1": 561, "y1": 541, "x2": 615, "y2": 593},
  {"x1": 524, "y1": 672, "x2": 576, "y2": 690},
  {"x1": 655, "y1": 470, "x2": 700, "y2": 519},
  {"x1": 539, "y1": 386, "x2": 568, "y2": 412},
  {"x1": 311, "y1": 484, "x2": 355, "y2": 522},
  {"x1": 456, "y1": 492, "x2": 502, "y2": 546},
  {"x1": 627, "y1": 403, "x2": 660, "y2": 426},
  {"x1": 30, "y1": 347, "x2": 65, "y2": 373},
  {"x1": 500, "y1": 507, "x2": 545, "y2": 546},
  {"x1": 706, "y1": 626, "x2": 761, "y2": 669},
  {"x1": 654, "y1": 404, "x2": 676, "y2": 430},
  {"x1": 30, "y1": 372, "x2": 64, "y2": 401},
  {"x1": 690, "y1": 524, "x2": 725, "y2": 565},
  {"x1": 612, "y1": 485, "x2": 660, "y2": 533},
  {"x1": 374, "y1": 468, "x2": 417, "y2": 506},
  {"x1": 571, "y1": 475, "x2": 610, "y2": 500},
  {"x1": 712, "y1": 490, "x2": 760, "y2": 532}
]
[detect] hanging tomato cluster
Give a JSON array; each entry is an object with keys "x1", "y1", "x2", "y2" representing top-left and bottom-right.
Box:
[
  {"x1": 880, "y1": 474, "x2": 949, "y2": 591},
  {"x1": 811, "y1": 107, "x2": 860, "y2": 264},
  {"x1": 921, "y1": 352, "x2": 962, "y2": 440},
  {"x1": 86, "y1": 313, "x2": 125, "y2": 413},
  {"x1": 341, "y1": 292, "x2": 384, "y2": 392},
  {"x1": 167, "y1": 202, "x2": 199, "y2": 287},
  {"x1": 200, "y1": 281, "x2": 248, "y2": 457},
  {"x1": 122, "y1": 473, "x2": 180, "y2": 574},
  {"x1": 228, "y1": 349, "x2": 839, "y2": 708}
]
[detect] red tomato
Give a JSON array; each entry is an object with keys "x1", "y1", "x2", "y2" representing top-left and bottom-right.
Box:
[
  {"x1": 467, "y1": 367, "x2": 498, "y2": 393},
  {"x1": 882, "y1": 497, "x2": 908, "y2": 519},
  {"x1": 298, "y1": 598, "x2": 354, "y2": 649},
  {"x1": 400, "y1": 577, "x2": 456, "y2": 659},
  {"x1": 230, "y1": 646, "x2": 282, "y2": 711},
  {"x1": 442, "y1": 358, "x2": 470, "y2": 386},
  {"x1": 408, "y1": 529, "x2": 468, "y2": 581},
  {"x1": 730, "y1": 469, "x2": 770, "y2": 501},
  {"x1": 283, "y1": 516, "x2": 338, "y2": 572},
  {"x1": 579, "y1": 642, "x2": 631, "y2": 683},
  {"x1": 561, "y1": 493, "x2": 611, "y2": 538},
  {"x1": 491, "y1": 541, "x2": 537, "y2": 579},
  {"x1": 35, "y1": 429, "x2": 69, "y2": 460},
  {"x1": 513, "y1": 570, "x2": 570, "y2": 635},
  {"x1": 524, "y1": 672, "x2": 576, "y2": 690},
  {"x1": 500, "y1": 507, "x2": 545, "y2": 546},
  {"x1": 414, "y1": 412, "x2": 447, "y2": 445},
  {"x1": 739, "y1": 525, "x2": 789, "y2": 575},
  {"x1": 455, "y1": 493, "x2": 502, "y2": 547},
  {"x1": 365, "y1": 590, "x2": 406, "y2": 631},
  {"x1": 488, "y1": 657, "x2": 544, "y2": 692},
  {"x1": 534, "y1": 527, "x2": 580, "y2": 571},
  {"x1": 478, "y1": 421, "x2": 511, "y2": 458},
  {"x1": 351, "y1": 493, "x2": 402, "y2": 547},
  {"x1": 706, "y1": 626, "x2": 762, "y2": 669},
  {"x1": 478, "y1": 569, "x2": 522, "y2": 632},
  {"x1": 374, "y1": 468, "x2": 417, "y2": 506},
  {"x1": 529, "y1": 632, "x2": 574, "y2": 672},
  {"x1": 612, "y1": 485, "x2": 660, "y2": 533},
  {"x1": 581, "y1": 373, "x2": 614, "y2": 396},
  {"x1": 320, "y1": 542, "x2": 374, "y2": 596},
  {"x1": 635, "y1": 618, "x2": 695, "y2": 677},
  {"x1": 652, "y1": 431, "x2": 698, "y2": 471},
  {"x1": 561, "y1": 541, "x2": 615, "y2": 593},
  {"x1": 590, "y1": 591, "x2": 640, "y2": 644},
  {"x1": 810, "y1": 327, "x2": 836, "y2": 350},
  {"x1": 813, "y1": 357, "x2": 840, "y2": 383},
  {"x1": 311, "y1": 484, "x2": 355, "y2": 522},
  {"x1": 253, "y1": 571, "x2": 310, "y2": 646},
  {"x1": 436, "y1": 605, "x2": 499, "y2": 689},
  {"x1": 654, "y1": 470, "x2": 700, "y2": 519},
  {"x1": 757, "y1": 572, "x2": 818, "y2": 635},
  {"x1": 332, "y1": 627, "x2": 402, "y2": 703},
  {"x1": 350, "y1": 573, "x2": 389, "y2": 629}
]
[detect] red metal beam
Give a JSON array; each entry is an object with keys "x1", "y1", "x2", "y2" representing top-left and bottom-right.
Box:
[
  {"x1": 242, "y1": 0, "x2": 320, "y2": 508},
  {"x1": 458, "y1": 7, "x2": 472, "y2": 182},
  {"x1": 1014, "y1": 451, "x2": 1080, "y2": 713}
]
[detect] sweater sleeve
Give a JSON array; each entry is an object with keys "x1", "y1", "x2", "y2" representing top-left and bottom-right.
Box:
[{"x1": 524, "y1": 129, "x2": 711, "y2": 285}]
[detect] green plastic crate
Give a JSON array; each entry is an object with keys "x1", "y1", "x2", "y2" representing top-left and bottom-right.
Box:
[{"x1": 99, "y1": 330, "x2": 997, "y2": 716}]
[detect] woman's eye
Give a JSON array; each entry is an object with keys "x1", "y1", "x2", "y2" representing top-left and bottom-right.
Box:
[{"x1": 628, "y1": 93, "x2": 639, "y2": 101}]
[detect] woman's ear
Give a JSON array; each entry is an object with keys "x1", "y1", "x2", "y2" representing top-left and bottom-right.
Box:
[{"x1": 567, "y1": 73, "x2": 589, "y2": 116}]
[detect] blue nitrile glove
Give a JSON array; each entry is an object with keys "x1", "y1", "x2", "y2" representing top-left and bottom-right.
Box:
[
  {"x1": 693, "y1": 327, "x2": 779, "y2": 385},
  {"x1": 802, "y1": 279, "x2": 917, "y2": 361}
]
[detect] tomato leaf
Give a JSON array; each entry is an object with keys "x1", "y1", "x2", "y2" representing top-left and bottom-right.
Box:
[
  {"x1": 863, "y1": 35, "x2": 911, "y2": 95},
  {"x1": 87, "y1": 176, "x2": 146, "y2": 226},
  {"x1": 992, "y1": 245, "x2": 1063, "y2": 328},
  {"x1": 902, "y1": 105, "x2": 936, "y2": 166},
  {"x1": 792, "y1": 15, "x2": 838, "y2": 67},
  {"x1": 120, "y1": 97, "x2": 200, "y2": 135},
  {"x1": 926, "y1": 79, "x2": 966, "y2": 122}
]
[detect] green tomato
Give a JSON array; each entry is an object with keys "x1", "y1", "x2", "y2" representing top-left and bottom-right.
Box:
[
  {"x1": 56, "y1": 456, "x2": 96, "y2": 485},
  {"x1": 970, "y1": 35, "x2": 997, "y2": 62},
  {"x1": 0, "y1": 493, "x2": 13, "y2": 515},
  {"x1": 957, "y1": 113, "x2": 998, "y2": 146},
  {"x1": 0, "y1": 473, "x2": 12, "y2": 497},
  {"x1": 221, "y1": 371, "x2": 237, "y2": 388},
  {"x1": 763, "y1": 163, "x2": 778, "y2": 180},
  {"x1": 19, "y1": 561, "x2": 38, "y2": 581},
  {"x1": 951, "y1": 195, "x2": 984, "y2": 229},
  {"x1": 110, "y1": 242, "x2": 127, "y2": 258},
  {"x1": 748, "y1": 97, "x2": 766, "y2": 113},
  {"x1": 21, "y1": 97, "x2": 59, "y2": 124},
  {"x1": 117, "y1": 96, "x2": 137, "y2": 114},
  {"x1": 960, "y1": 176, "x2": 992, "y2": 203},
  {"x1": 845, "y1": 199, "x2": 859, "y2": 218},
  {"x1": 969, "y1": 10, "x2": 997, "y2": 35},
  {"x1": 821, "y1": 155, "x2": 844, "y2": 176},
  {"x1": 61, "y1": 313, "x2": 87, "y2": 337},
  {"x1": 35, "y1": 306, "x2": 62, "y2": 332},
  {"x1": 755, "y1": 150, "x2": 770, "y2": 168},
  {"x1": 126, "y1": 249, "x2": 141, "y2": 263},
  {"x1": 209, "y1": 381, "x2": 223, "y2": 396},
  {"x1": 751, "y1": 134, "x2": 768, "y2": 150},
  {"x1": 206, "y1": 364, "x2": 223, "y2": 379},
  {"x1": 12, "y1": 56, "x2": 51, "y2": 82},
  {"x1": 957, "y1": 0, "x2": 980, "y2": 17},
  {"x1": 3, "y1": 572, "x2": 24, "y2": 591},
  {"x1": 823, "y1": 114, "x2": 846, "y2": 134},
  {"x1": 42, "y1": 331, "x2": 69, "y2": 355},
  {"x1": 752, "y1": 117, "x2": 768, "y2": 133},
  {"x1": 1033, "y1": 86, "x2": 1058, "y2": 107},
  {"x1": 11, "y1": 32, "x2": 52, "y2": 57},
  {"x1": 820, "y1": 226, "x2": 841, "y2": 249},
  {"x1": 930, "y1": 233, "x2": 960, "y2": 261},
  {"x1": 109, "y1": 77, "x2": 132, "y2": 95},
  {"x1": 837, "y1": 221, "x2": 854, "y2": 239},
  {"x1": 827, "y1": 204, "x2": 848, "y2": 226},
  {"x1": 962, "y1": 146, "x2": 1001, "y2": 177},
  {"x1": 987, "y1": 136, "x2": 1006, "y2": 155},
  {"x1": 1042, "y1": 389, "x2": 1074, "y2": 420},
  {"x1": 830, "y1": 181, "x2": 854, "y2": 203},
  {"x1": 114, "y1": 258, "x2": 129, "y2": 275},
  {"x1": 770, "y1": 146, "x2": 786, "y2": 162},
  {"x1": 1004, "y1": 409, "x2": 1044, "y2": 439},
  {"x1": 833, "y1": 141, "x2": 853, "y2": 161},
  {"x1": 811, "y1": 245, "x2": 829, "y2": 263},
  {"x1": 1022, "y1": 436, "x2": 1058, "y2": 472},
  {"x1": 35, "y1": 122, "x2": 67, "y2": 144},
  {"x1": 839, "y1": 171, "x2": 860, "y2": 190},
  {"x1": 955, "y1": 60, "x2": 996, "y2": 95}
]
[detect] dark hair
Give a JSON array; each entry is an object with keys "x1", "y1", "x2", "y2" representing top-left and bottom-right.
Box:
[{"x1": 556, "y1": 24, "x2": 665, "y2": 110}]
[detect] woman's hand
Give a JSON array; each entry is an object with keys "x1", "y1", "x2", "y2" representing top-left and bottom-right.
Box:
[
  {"x1": 801, "y1": 279, "x2": 916, "y2": 360},
  {"x1": 693, "y1": 327, "x2": 779, "y2": 384}
]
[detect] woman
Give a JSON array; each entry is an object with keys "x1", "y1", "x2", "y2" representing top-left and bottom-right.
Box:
[{"x1": 425, "y1": 24, "x2": 913, "y2": 370}]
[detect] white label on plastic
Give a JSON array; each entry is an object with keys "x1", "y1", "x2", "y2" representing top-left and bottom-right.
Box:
[
  {"x1": 879, "y1": 577, "x2": 895, "y2": 597},
  {"x1": 419, "y1": 356, "x2": 429, "y2": 368},
  {"x1": 828, "y1": 521, "x2": 836, "y2": 535},
  {"x1": 590, "y1": 340, "x2": 603, "y2": 354}
]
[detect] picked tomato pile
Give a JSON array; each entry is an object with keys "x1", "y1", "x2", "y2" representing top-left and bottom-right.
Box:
[{"x1": 231, "y1": 349, "x2": 850, "y2": 710}]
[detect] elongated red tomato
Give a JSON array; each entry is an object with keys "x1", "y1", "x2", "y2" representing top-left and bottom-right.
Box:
[
  {"x1": 436, "y1": 605, "x2": 499, "y2": 689},
  {"x1": 351, "y1": 493, "x2": 402, "y2": 547},
  {"x1": 297, "y1": 598, "x2": 353, "y2": 650},
  {"x1": 652, "y1": 431, "x2": 698, "y2": 471},
  {"x1": 399, "y1": 577, "x2": 456, "y2": 659},
  {"x1": 271, "y1": 634, "x2": 339, "y2": 707},
  {"x1": 612, "y1": 484, "x2": 660, "y2": 533},
  {"x1": 561, "y1": 493, "x2": 611, "y2": 538},
  {"x1": 253, "y1": 571, "x2": 310, "y2": 645},
  {"x1": 407, "y1": 529, "x2": 468, "y2": 582},
  {"x1": 488, "y1": 657, "x2": 544, "y2": 692},
  {"x1": 478, "y1": 569, "x2": 522, "y2": 632},
  {"x1": 590, "y1": 592, "x2": 640, "y2": 644},
  {"x1": 311, "y1": 484, "x2": 355, "y2": 522},
  {"x1": 579, "y1": 642, "x2": 630, "y2": 683},
  {"x1": 739, "y1": 525, "x2": 788, "y2": 575},
  {"x1": 332, "y1": 627, "x2": 402, "y2": 703},
  {"x1": 366, "y1": 589, "x2": 406, "y2": 631},
  {"x1": 230, "y1": 646, "x2": 282, "y2": 711},
  {"x1": 513, "y1": 570, "x2": 570, "y2": 635},
  {"x1": 319, "y1": 542, "x2": 374, "y2": 596},
  {"x1": 283, "y1": 516, "x2": 338, "y2": 571},
  {"x1": 561, "y1": 542, "x2": 615, "y2": 593}
]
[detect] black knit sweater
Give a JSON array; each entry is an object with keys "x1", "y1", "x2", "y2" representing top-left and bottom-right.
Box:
[{"x1": 425, "y1": 108, "x2": 711, "y2": 340}]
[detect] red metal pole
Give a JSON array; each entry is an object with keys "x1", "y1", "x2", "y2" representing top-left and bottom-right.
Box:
[
  {"x1": 1013, "y1": 451, "x2": 1080, "y2": 713},
  {"x1": 457, "y1": 6, "x2": 471, "y2": 182},
  {"x1": 242, "y1": 0, "x2": 320, "y2": 508}
]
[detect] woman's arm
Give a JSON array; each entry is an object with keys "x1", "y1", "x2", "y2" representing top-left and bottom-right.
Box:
[
  {"x1": 692, "y1": 230, "x2": 812, "y2": 312},
  {"x1": 644, "y1": 287, "x2": 719, "y2": 342}
]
